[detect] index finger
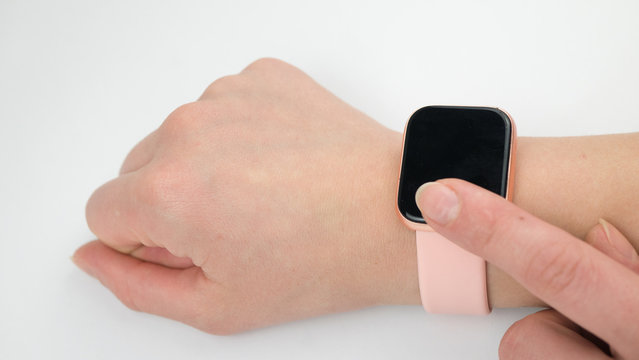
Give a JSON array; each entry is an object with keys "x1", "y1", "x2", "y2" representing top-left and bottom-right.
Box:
[
  {"x1": 86, "y1": 172, "x2": 150, "y2": 253},
  {"x1": 415, "y1": 179, "x2": 639, "y2": 353}
]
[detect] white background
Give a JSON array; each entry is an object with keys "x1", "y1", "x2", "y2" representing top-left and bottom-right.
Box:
[{"x1": 1, "y1": 0, "x2": 638, "y2": 359}]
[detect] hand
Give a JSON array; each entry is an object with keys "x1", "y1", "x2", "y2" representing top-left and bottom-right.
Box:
[
  {"x1": 415, "y1": 179, "x2": 639, "y2": 359},
  {"x1": 73, "y1": 58, "x2": 419, "y2": 334}
]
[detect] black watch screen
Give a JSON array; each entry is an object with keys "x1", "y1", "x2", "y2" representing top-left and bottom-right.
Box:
[{"x1": 397, "y1": 106, "x2": 513, "y2": 224}]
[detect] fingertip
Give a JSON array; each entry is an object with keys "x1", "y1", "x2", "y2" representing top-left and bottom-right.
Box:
[
  {"x1": 414, "y1": 181, "x2": 460, "y2": 226},
  {"x1": 72, "y1": 240, "x2": 103, "y2": 279},
  {"x1": 598, "y1": 218, "x2": 614, "y2": 240},
  {"x1": 600, "y1": 218, "x2": 636, "y2": 259},
  {"x1": 83, "y1": 173, "x2": 144, "y2": 254},
  {"x1": 414, "y1": 182, "x2": 434, "y2": 211},
  {"x1": 584, "y1": 222, "x2": 607, "y2": 247},
  {"x1": 584, "y1": 219, "x2": 639, "y2": 274},
  {"x1": 84, "y1": 189, "x2": 99, "y2": 237},
  {"x1": 601, "y1": 219, "x2": 639, "y2": 269}
]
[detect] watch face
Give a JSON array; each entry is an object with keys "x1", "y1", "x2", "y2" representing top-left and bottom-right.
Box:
[{"x1": 397, "y1": 106, "x2": 512, "y2": 224}]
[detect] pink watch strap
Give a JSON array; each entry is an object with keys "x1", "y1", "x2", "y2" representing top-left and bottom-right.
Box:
[{"x1": 416, "y1": 228, "x2": 490, "y2": 314}]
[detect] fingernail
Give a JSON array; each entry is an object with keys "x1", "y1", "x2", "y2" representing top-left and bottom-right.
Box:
[
  {"x1": 415, "y1": 182, "x2": 460, "y2": 225},
  {"x1": 599, "y1": 218, "x2": 637, "y2": 262}
]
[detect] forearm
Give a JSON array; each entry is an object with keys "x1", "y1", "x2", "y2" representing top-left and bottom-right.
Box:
[
  {"x1": 514, "y1": 134, "x2": 639, "y2": 243},
  {"x1": 489, "y1": 134, "x2": 639, "y2": 307}
]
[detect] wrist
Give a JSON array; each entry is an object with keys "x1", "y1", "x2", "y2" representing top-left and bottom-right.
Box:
[
  {"x1": 387, "y1": 134, "x2": 543, "y2": 308},
  {"x1": 380, "y1": 134, "x2": 539, "y2": 308},
  {"x1": 370, "y1": 130, "x2": 422, "y2": 306}
]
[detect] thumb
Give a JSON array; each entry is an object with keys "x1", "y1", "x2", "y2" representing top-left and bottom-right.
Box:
[
  {"x1": 585, "y1": 219, "x2": 639, "y2": 274},
  {"x1": 72, "y1": 240, "x2": 212, "y2": 329}
]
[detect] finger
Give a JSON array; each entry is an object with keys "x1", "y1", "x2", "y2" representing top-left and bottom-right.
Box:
[
  {"x1": 85, "y1": 172, "x2": 149, "y2": 253},
  {"x1": 73, "y1": 240, "x2": 213, "y2": 331},
  {"x1": 119, "y1": 130, "x2": 159, "y2": 175},
  {"x1": 415, "y1": 179, "x2": 639, "y2": 356},
  {"x1": 130, "y1": 246, "x2": 194, "y2": 269},
  {"x1": 584, "y1": 219, "x2": 639, "y2": 274},
  {"x1": 499, "y1": 309, "x2": 611, "y2": 360}
]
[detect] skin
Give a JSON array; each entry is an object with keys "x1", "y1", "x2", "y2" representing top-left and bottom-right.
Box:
[
  {"x1": 491, "y1": 133, "x2": 639, "y2": 308},
  {"x1": 416, "y1": 180, "x2": 639, "y2": 359},
  {"x1": 73, "y1": 58, "x2": 639, "y2": 344}
]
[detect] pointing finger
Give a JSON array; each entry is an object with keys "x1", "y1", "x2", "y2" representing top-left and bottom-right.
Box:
[{"x1": 415, "y1": 179, "x2": 639, "y2": 357}]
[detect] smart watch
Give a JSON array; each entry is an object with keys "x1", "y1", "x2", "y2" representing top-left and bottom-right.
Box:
[{"x1": 397, "y1": 105, "x2": 516, "y2": 315}]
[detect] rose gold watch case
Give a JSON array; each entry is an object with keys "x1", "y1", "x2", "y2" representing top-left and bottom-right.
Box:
[{"x1": 396, "y1": 106, "x2": 517, "y2": 232}]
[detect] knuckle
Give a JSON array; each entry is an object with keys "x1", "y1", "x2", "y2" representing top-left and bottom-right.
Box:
[
  {"x1": 209, "y1": 95, "x2": 252, "y2": 121},
  {"x1": 524, "y1": 242, "x2": 596, "y2": 302},
  {"x1": 161, "y1": 102, "x2": 209, "y2": 134},
  {"x1": 160, "y1": 99, "x2": 247, "y2": 140},
  {"x1": 202, "y1": 74, "x2": 250, "y2": 98},
  {"x1": 243, "y1": 57, "x2": 287, "y2": 73}
]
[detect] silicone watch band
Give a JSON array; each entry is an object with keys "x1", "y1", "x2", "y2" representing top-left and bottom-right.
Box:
[{"x1": 416, "y1": 228, "x2": 490, "y2": 314}]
